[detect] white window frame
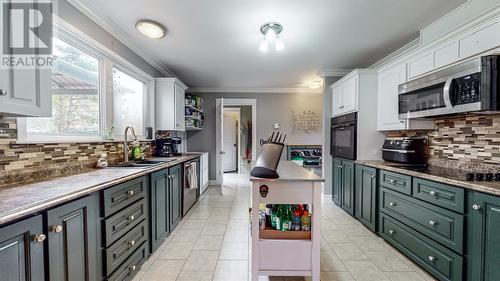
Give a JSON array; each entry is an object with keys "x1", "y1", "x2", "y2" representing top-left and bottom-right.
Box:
[{"x1": 17, "y1": 17, "x2": 156, "y2": 143}]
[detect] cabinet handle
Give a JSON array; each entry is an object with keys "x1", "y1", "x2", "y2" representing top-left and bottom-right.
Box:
[
  {"x1": 429, "y1": 220, "x2": 436, "y2": 226},
  {"x1": 400, "y1": 120, "x2": 405, "y2": 123},
  {"x1": 429, "y1": 190, "x2": 437, "y2": 196},
  {"x1": 389, "y1": 179, "x2": 395, "y2": 184},
  {"x1": 371, "y1": 175, "x2": 375, "y2": 179},
  {"x1": 389, "y1": 202, "x2": 396, "y2": 207},
  {"x1": 128, "y1": 215, "x2": 135, "y2": 221},
  {"x1": 472, "y1": 204, "x2": 481, "y2": 211},
  {"x1": 428, "y1": 256, "x2": 436, "y2": 262},
  {"x1": 127, "y1": 190, "x2": 134, "y2": 196},
  {"x1": 50, "y1": 225, "x2": 63, "y2": 233},
  {"x1": 389, "y1": 230, "x2": 395, "y2": 235},
  {"x1": 128, "y1": 240, "x2": 136, "y2": 246},
  {"x1": 32, "y1": 234, "x2": 46, "y2": 243},
  {"x1": 129, "y1": 265, "x2": 137, "y2": 271},
  {"x1": 0, "y1": 89, "x2": 6, "y2": 96}
]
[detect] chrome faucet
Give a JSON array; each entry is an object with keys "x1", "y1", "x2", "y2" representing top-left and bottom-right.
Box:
[{"x1": 124, "y1": 126, "x2": 137, "y2": 162}]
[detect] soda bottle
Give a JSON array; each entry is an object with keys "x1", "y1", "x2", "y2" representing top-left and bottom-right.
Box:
[
  {"x1": 271, "y1": 205, "x2": 278, "y2": 230},
  {"x1": 275, "y1": 205, "x2": 282, "y2": 231},
  {"x1": 292, "y1": 210, "x2": 301, "y2": 231},
  {"x1": 301, "y1": 211, "x2": 311, "y2": 231},
  {"x1": 281, "y1": 205, "x2": 292, "y2": 231},
  {"x1": 265, "y1": 204, "x2": 273, "y2": 227}
]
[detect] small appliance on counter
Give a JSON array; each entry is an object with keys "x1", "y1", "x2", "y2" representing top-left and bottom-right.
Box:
[
  {"x1": 381, "y1": 137, "x2": 427, "y2": 165},
  {"x1": 155, "y1": 137, "x2": 182, "y2": 157},
  {"x1": 250, "y1": 131, "x2": 286, "y2": 179}
]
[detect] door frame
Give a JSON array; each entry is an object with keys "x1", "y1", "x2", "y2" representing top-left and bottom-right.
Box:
[
  {"x1": 216, "y1": 98, "x2": 257, "y2": 185},
  {"x1": 223, "y1": 107, "x2": 241, "y2": 173}
]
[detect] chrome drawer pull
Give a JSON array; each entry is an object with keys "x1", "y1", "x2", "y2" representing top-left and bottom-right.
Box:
[
  {"x1": 129, "y1": 265, "x2": 137, "y2": 271},
  {"x1": 389, "y1": 230, "x2": 395, "y2": 235},
  {"x1": 472, "y1": 204, "x2": 481, "y2": 210},
  {"x1": 428, "y1": 256, "x2": 436, "y2": 262},
  {"x1": 128, "y1": 240, "x2": 136, "y2": 246},
  {"x1": 429, "y1": 220, "x2": 436, "y2": 226},
  {"x1": 32, "y1": 234, "x2": 46, "y2": 243},
  {"x1": 127, "y1": 190, "x2": 134, "y2": 196},
  {"x1": 50, "y1": 225, "x2": 63, "y2": 233},
  {"x1": 429, "y1": 190, "x2": 437, "y2": 196},
  {"x1": 128, "y1": 215, "x2": 135, "y2": 221},
  {"x1": 389, "y1": 202, "x2": 396, "y2": 207},
  {"x1": 371, "y1": 175, "x2": 375, "y2": 179},
  {"x1": 388, "y1": 179, "x2": 395, "y2": 184}
]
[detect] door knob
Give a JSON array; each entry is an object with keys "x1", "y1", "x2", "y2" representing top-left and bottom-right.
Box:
[
  {"x1": 389, "y1": 202, "x2": 396, "y2": 207},
  {"x1": 429, "y1": 220, "x2": 436, "y2": 226},
  {"x1": 129, "y1": 265, "x2": 137, "y2": 271},
  {"x1": 127, "y1": 190, "x2": 134, "y2": 196},
  {"x1": 429, "y1": 190, "x2": 437, "y2": 196},
  {"x1": 428, "y1": 256, "x2": 436, "y2": 262},
  {"x1": 128, "y1": 240, "x2": 136, "y2": 246},
  {"x1": 128, "y1": 215, "x2": 135, "y2": 221},
  {"x1": 32, "y1": 234, "x2": 46, "y2": 243},
  {"x1": 389, "y1": 179, "x2": 395, "y2": 184},
  {"x1": 472, "y1": 204, "x2": 481, "y2": 210},
  {"x1": 50, "y1": 225, "x2": 63, "y2": 233},
  {"x1": 389, "y1": 230, "x2": 395, "y2": 235},
  {"x1": 0, "y1": 89, "x2": 6, "y2": 96}
]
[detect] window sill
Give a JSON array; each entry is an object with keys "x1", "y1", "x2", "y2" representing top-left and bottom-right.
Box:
[{"x1": 15, "y1": 137, "x2": 154, "y2": 145}]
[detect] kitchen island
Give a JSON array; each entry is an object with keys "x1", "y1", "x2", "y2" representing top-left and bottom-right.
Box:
[{"x1": 250, "y1": 161, "x2": 324, "y2": 281}]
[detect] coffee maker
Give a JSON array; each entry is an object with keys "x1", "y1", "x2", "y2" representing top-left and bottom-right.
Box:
[{"x1": 155, "y1": 137, "x2": 182, "y2": 157}]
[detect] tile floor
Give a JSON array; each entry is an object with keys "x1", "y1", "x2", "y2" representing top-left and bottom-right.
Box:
[{"x1": 133, "y1": 174, "x2": 437, "y2": 281}]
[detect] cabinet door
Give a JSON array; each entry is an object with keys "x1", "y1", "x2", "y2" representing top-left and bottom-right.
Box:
[
  {"x1": 471, "y1": 192, "x2": 500, "y2": 281},
  {"x1": 331, "y1": 85, "x2": 343, "y2": 117},
  {"x1": 0, "y1": 215, "x2": 45, "y2": 281},
  {"x1": 155, "y1": 78, "x2": 176, "y2": 130},
  {"x1": 377, "y1": 63, "x2": 407, "y2": 131},
  {"x1": 355, "y1": 165, "x2": 377, "y2": 232},
  {"x1": 150, "y1": 169, "x2": 169, "y2": 252},
  {"x1": 47, "y1": 195, "x2": 98, "y2": 281},
  {"x1": 332, "y1": 158, "x2": 342, "y2": 206},
  {"x1": 341, "y1": 77, "x2": 357, "y2": 114},
  {"x1": 169, "y1": 165, "x2": 183, "y2": 230},
  {"x1": 341, "y1": 160, "x2": 355, "y2": 216},
  {"x1": 407, "y1": 52, "x2": 434, "y2": 79},
  {"x1": 175, "y1": 83, "x2": 186, "y2": 131}
]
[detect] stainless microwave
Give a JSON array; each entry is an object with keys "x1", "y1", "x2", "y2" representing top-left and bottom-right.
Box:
[{"x1": 398, "y1": 55, "x2": 499, "y2": 119}]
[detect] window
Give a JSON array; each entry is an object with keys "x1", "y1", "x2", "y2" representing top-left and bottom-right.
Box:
[
  {"x1": 17, "y1": 20, "x2": 155, "y2": 143},
  {"x1": 112, "y1": 68, "x2": 146, "y2": 137},
  {"x1": 25, "y1": 38, "x2": 102, "y2": 139}
]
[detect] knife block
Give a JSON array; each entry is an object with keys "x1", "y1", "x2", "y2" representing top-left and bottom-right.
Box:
[{"x1": 250, "y1": 142, "x2": 284, "y2": 179}]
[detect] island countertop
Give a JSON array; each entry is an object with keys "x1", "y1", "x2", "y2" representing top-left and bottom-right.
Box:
[
  {"x1": 0, "y1": 154, "x2": 201, "y2": 225},
  {"x1": 250, "y1": 161, "x2": 324, "y2": 182}
]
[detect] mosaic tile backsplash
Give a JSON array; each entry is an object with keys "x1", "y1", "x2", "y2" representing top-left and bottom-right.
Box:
[{"x1": 0, "y1": 117, "x2": 154, "y2": 186}]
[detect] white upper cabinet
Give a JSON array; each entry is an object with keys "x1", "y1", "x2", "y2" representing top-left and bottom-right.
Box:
[
  {"x1": 459, "y1": 19, "x2": 500, "y2": 59},
  {"x1": 0, "y1": 65, "x2": 51, "y2": 117},
  {"x1": 407, "y1": 52, "x2": 434, "y2": 79},
  {"x1": 330, "y1": 72, "x2": 359, "y2": 117},
  {"x1": 377, "y1": 63, "x2": 407, "y2": 131},
  {"x1": 434, "y1": 41, "x2": 459, "y2": 68},
  {"x1": 155, "y1": 78, "x2": 188, "y2": 131}
]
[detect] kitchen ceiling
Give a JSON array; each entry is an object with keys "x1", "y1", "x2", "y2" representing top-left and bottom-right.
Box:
[{"x1": 76, "y1": 0, "x2": 466, "y2": 92}]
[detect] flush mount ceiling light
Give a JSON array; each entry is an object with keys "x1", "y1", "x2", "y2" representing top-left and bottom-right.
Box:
[
  {"x1": 136, "y1": 20, "x2": 166, "y2": 39},
  {"x1": 259, "y1": 22, "x2": 285, "y2": 52},
  {"x1": 309, "y1": 80, "x2": 323, "y2": 89}
]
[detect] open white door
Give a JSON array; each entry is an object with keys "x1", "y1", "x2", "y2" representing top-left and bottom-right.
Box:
[
  {"x1": 215, "y1": 98, "x2": 224, "y2": 187},
  {"x1": 223, "y1": 112, "x2": 238, "y2": 173}
]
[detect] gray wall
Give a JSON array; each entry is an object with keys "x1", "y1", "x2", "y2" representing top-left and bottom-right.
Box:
[
  {"x1": 322, "y1": 76, "x2": 342, "y2": 196},
  {"x1": 187, "y1": 92, "x2": 324, "y2": 180},
  {"x1": 58, "y1": 0, "x2": 164, "y2": 78}
]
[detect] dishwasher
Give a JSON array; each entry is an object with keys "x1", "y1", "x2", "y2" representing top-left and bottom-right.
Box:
[{"x1": 183, "y1": 159, "x2": 199, "y2": 216}]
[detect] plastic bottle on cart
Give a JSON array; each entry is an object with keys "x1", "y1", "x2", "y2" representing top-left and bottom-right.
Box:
[
  {"x1": 291, "y1": 210, "x2": 301, "y2": 231},
  {"x1": 301, "y1": 211, "x2": 311, "y2": 231}
]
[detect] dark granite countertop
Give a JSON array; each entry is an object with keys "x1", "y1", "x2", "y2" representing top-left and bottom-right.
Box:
[
  {"x1": 356, "y1": 160, "x2": 500, "y2": 196},
  {"x1": 0, "y1": 154, "x2": 202, "y2": 225}
]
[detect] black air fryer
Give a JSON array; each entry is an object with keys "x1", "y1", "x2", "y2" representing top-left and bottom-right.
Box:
[{"x1": 381, "y1": 137, "x2": 427, "y2": 165}]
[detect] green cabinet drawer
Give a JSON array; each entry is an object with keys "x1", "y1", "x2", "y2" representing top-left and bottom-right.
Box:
[
  {"x1": 380, "y1": 213, "x2": 463, "y2": 281},
  {"x1": 413, "y1": 178, "x2": 465, "y2": 213},
  {"x1": 103, "y1": 176, "x2": 147, "y2": 217},
  {"x1": 107, "y1": 242, "x2": 147, "y2": 281},
  {"x1": 104, "y1": 199, "x2": 147, "y2": 247},
  {"x1": 380, "y1": 188, "x2": 464, "y2": 253},
  {"x1": 105, "y1": 220, "x2": 148, "y2": 275},
  {"x1": 379, "y1": 170, "x2": 412, "y2": 195}
]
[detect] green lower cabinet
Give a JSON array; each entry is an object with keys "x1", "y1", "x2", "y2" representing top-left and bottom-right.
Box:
[
  {"x1": 355, "y1": 165, "x2": 377, "y2": 232},
  {"x1": 340, "y1": 160, "x2": 355, "y2": 215},
  {"x1": 0, "y1": 215, "x2": 45, "y2": 281},
  {"x1": 169, "y1": 165, "x2": 182, "y2": 230},
  {"x1": 150, "y1": 168, "x2": 170, "y2": 252},
  {"x1": 47, "y1": 195, "x2": 98, "y2": 281},
  {"x1": 332, "y1": 158, "x2": 342, "y2": 205},
  {"x1": 470, "y1": 191, "x2": 500, "y2": 281}
]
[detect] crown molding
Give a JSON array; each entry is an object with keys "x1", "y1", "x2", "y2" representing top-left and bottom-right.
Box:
[
  {"x1": 369, "y1": 38, "x2": 421, "y2": 69},
  {"x1": 317, "y1": 69, "x2": 353, "y2": 77},
  {"x1": 188, "y1": 87, "x2": 323, "y2": 94},
  {"x1": 66, "y1": 0, "x2": 176, "y2": 78}
]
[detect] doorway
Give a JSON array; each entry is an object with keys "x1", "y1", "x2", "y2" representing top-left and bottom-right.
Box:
[
  {"x1": 223, "y1": 108, "x2": 240, "y2": 173},
  {"x1": 216, "y1": 98, "x2": 257, "y2": 186}
]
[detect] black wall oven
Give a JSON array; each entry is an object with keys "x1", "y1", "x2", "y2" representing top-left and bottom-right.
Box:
[{"x1": 330, "y1": 112, "x2": 357, "y2": 160}]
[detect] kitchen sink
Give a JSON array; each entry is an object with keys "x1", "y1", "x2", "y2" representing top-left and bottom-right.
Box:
[{"x1": 108, "y1": 159, "x2": 176, "y2": 168}]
